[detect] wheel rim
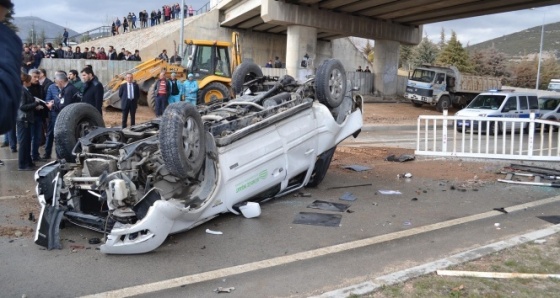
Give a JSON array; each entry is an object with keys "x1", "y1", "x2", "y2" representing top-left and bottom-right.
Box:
[
  {"x1": 328, "y1": 68, "x2": 344, "y2": 101},
  {"x1": 76, "y1": 119, "x2": 94, "y2": 139},
  {"x1": 204, "y1": 89, "x2": 224, "y2": 103},
  {"x1": 182, "y1": 117, "x2": 201, "y2": 163}
]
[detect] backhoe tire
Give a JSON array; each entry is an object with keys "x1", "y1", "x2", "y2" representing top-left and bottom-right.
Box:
[
  {"x1": 55, "y1": 103, "x2": 105, "y2": 163},
  {"x1": 232, "y1": 62, "x2": 263, "y2": 95},
  {"x1": 436, "y1": 95, "x2": 451, "y2": 113},
  {"x1": 198, "y1": 82, "x2": 229, "y2": 105},
  {"x1": 138, "y1": 78, "x2": 155, "y2": 106},
  {"x1": 159, "y1": 102, "x2": 206, "y2": 179},
  {"x1": 315, "y1": 59, "x2": 346, "y2": 109},
  {"x1": 147, "y1": 82, "x2": 157, "y2": 111}
]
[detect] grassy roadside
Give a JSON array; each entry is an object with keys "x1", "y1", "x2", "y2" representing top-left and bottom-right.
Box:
[{"x1": 363, "y1": 234, "x2": 560, "y2": 298}]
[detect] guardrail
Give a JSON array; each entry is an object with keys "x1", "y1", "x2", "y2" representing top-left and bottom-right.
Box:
[{"x1": 416, "y1": 111, "x2": 560, "y2": 161}]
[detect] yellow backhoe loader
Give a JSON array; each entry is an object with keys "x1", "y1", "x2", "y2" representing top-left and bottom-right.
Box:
[{"x1": 104, "y1": 32, "x2": 263, "y2": 110}]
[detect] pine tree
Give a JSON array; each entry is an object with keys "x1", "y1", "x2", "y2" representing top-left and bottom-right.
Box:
[
  {"x1": 470, "y1": 47, "x2": 507, "y2": 77},
  {"x1": 399, "y1": 45, "x2": 413, "y2": 69},
  {"x1": 410, "y1": 35, "x2": 439, "y2": 67},
  {"x1": 437, "y1": 27, "x2": 446, "y2": 50},
  {"x1": 436, "y1": 31, "x2": 472, "y2": 72},
  {"x1": 2, "y1": 8, "x2": 18, "y2": 32},
  {"x1": 362, "y1": 40, "x2": 374, "y2": 63}
]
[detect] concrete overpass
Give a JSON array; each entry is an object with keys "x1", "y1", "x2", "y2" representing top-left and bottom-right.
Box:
[{"x1": 215, "y1": 0, "x2": 559, "y2": 95}]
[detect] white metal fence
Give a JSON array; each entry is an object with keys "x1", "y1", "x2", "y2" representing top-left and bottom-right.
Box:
[{"x1": 416, "y1": 111, "x2": 560, "y2": 161}]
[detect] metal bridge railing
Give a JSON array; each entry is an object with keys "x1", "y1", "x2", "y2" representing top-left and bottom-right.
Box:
[{"x1": 416, "y1": 111, "x2": 560, "y2": 161}]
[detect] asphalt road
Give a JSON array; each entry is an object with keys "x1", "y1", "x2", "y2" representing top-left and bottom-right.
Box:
[{"x1": 2, "y1": 130, "x2": 560, "y2": 297}]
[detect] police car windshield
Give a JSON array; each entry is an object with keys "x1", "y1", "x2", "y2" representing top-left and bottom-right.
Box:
[
  {"x1": 410, "y1": 69, "x2": 435, "y2": 83},
  {"x1": 468, "y1": 95, "x2": 506, "y2": 110}
]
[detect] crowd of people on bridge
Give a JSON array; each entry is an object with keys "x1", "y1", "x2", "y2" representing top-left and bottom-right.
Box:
[
  {"x1": 111, "y1": 3, "x2": 196, "y2": 35},
  {"x1": 22, "y1": 42, "x2": 142, "y2": 69}
]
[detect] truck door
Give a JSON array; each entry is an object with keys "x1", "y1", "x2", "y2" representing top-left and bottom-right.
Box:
[{"x1": 433, "y1": 73, "x2": 446, "y2": 97}]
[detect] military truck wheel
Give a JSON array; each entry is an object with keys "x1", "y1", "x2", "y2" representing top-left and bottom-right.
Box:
[
  {"x1": 159, "y1": 102, "x2": 206, "y2": 179},
  {"x1": 315, "y1": 59, "x2": 346, "y2": 109},
  {"x1": 412, "y1": 101, "x2": 423, "y2": 107},
  {"x1": 436, "y1": 95, "x2": 451, "y2": 113},
  {"x1": 198, "y1": 82, "x2": 229, "y2": 105},
  {"x1": 55, "y1": 103, "x2": 105, "y2": 162},
  {"x1": 147, "y1": 82, "x2": 156, "y2": 111},
  {"x1": 306, "y1": 146, "x2": 336, "y2": 188},
  {"x1": 232, "y1": 62, "x2": 263, "y2": 95}
]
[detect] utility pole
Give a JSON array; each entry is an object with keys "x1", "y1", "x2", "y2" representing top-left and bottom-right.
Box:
[{"x1": 179, "y1": 0, "x2": 185, "y2": 57}]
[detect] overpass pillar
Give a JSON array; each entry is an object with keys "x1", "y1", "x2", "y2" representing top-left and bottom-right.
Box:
[
  {"x1": 286, "y1": 25, "x2": 317, "y2": 82},
  {"x1": 373, "y1": 40, "x2": 400, "y2": 96}
]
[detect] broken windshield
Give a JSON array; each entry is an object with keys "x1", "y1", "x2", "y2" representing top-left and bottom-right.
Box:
[
  {"x1": 410, "y1": 69, "x2": 435, "y2": 83},
  {"x1": 467, "y1": 95, "x2": 506, "y2": 110}
]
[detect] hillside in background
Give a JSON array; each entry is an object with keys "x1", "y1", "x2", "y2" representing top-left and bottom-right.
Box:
[
  {"x1": 14, "y1": 16, "x2": 79, "y2": 43},
  {"x1": 468, "y1": 21, "x2": 560, "y2": 58}
]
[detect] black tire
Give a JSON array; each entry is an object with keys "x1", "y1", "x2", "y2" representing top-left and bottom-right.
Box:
[
  {"x1": 315, "y1": 59, "x2": 346, "y2": 109},
  {"x1": 54, "y1": 103, "x2": 105, "y2": 162},
  {"x1": 544, "y1": 117, "x2": 558, "y2": 132},
  {"x1": 231, "y1": 62, "x2": 263, "y2": 95},
  {"x1": 138, "y1": 78, "x2": 155, "y2": 106},
  {"x1": 198, "y1": 82, "x2": 230, "y2": 105},
  {"x1": 147, "y1": 82, "x2": 156, "y2": 111},
  {"x1": 412, "y1": 101, "x2": 423, "y2": 107},
  {"x1": 306, "y1": 146, "x2": 336, "y2": 187},
  {"x1": 159, "y1": 102, "x2": 206, "y2": 179},
  {"x1": 436, "y1": 95, "x2": 451, "y2": 112}
]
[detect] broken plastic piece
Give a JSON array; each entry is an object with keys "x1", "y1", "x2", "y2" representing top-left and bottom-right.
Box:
[
  {"x1": 206, "y1": 229, "x2": 223, "y2": 235},
  {"x1": 339, "y1": 192, "x2": 357, "y2": 201},
  {"x1": 386, "y1": 154, "x2": 415, "y2": 162},
  {"x1": 342, "y1": 165, "x2": 372, "y2": 172},
  {"x1": 378, "y1": 190, "x2": 402, "y2": 195},
  {"x1": 214, "y1": 287, "x2": 235, "y2": 293},
  {"x1": 88, "y1": 238, "x2": 101, "y2": 245},
  {"x1": 307, "y1": 200, "x2": 350, "y2": 212}
]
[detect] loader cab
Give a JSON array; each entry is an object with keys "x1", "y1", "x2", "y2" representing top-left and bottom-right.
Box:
[{"x1": 182, "y1": 42, "x2": 232, "y2": 80}]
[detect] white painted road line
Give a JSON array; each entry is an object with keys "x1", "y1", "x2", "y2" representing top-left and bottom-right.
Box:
[
  {"x1": 314, "y1": 223, "x2": 560, "y2": 298},
  {"x1": 80, "y1": 195, "x2": 560, "y2": 298},
  {"x1": 0, "y1": 194, "x2": 33, "y2": 201}
]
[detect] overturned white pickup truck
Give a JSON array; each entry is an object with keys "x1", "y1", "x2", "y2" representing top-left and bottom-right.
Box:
[{"x1": 34, "y1": 59, "x2": 363, "y2": 254}]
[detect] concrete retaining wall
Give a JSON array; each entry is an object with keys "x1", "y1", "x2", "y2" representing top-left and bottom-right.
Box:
[{"x1": 38, "y1": 59, "x2": 140, "y2": 85}]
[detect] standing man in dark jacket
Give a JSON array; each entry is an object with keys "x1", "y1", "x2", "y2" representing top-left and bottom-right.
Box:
[
  {"x1": 154, "y1": 72, "x2": 171, "y2": 117},
  {"x1": 80, "y1": 67, "x2": 104, "y2": 115},
  {"x1": 18, "y1": 73, "x2": 39, "y2": 170},
  {"x1": 118, "y1": 73, "x2": 140, "y2": 128},
  {"x1": 62, "y1": 28, "x2": 69, "y2": 46},
  {"x1": 0, "y1": 0, "x2": 23, "y2": 167},
  {"x1": 28, "y1": 69, "x2": 49, "y2": 162},
  {"x1": 55, "y1": 44, "x2": 64, "y2": 59},
  {"x1": 52, "y1": 72, "x2": 80, "y2": 113}
]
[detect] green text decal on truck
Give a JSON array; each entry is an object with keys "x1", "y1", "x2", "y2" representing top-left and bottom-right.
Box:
[{"x1": 405, "y1": 65, "x2": 502, "y2": 112}]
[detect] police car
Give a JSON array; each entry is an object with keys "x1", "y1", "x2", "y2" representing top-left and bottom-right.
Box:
[{"x1": 455, "y1": 89, "x2": 539, "y2": 133}]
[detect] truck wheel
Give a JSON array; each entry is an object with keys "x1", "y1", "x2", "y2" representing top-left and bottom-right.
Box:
[
  {"x1": 198, "y1": 82, "x2": 229, "y2": 105},
  {"x1": 436, "y1": 96, "x2": 451, "y2": 113},
  {"x1": 159, "y1": 102, "x2": 206, "y2": 179},
  {"x1": 315, "y1": 59, "x2": 346, "y2": 109},
  {"x1": 306, "y1": 146, "x2": 336, "y2": 188},
  {"x1": 147, "y1": 82, "x2": 156, "y2": 111},
  {"x1": 232, "y1": 62, "x2": 263, "y2": 95},
  {"x1": 55, "y1": 103, "x2": 105, "y2": 162},
  {"x1": 412, "y1": 101, "x2": 423, "y2": 107}
]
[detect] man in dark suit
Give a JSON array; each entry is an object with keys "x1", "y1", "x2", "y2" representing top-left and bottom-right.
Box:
[
  {"x1": 80, "y1": 67, "x2": 104, "y2": 115},
  {"x1": 118, "y1": 73, "x2": 140, "y2": 128}
]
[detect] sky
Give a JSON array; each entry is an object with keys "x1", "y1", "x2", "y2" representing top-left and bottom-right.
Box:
[{"x1": 12, "y1": 1, "x2": 560, "y2": 46}]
